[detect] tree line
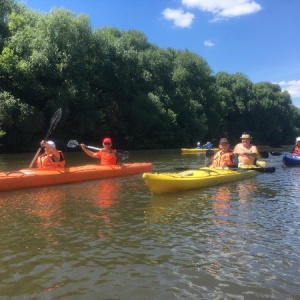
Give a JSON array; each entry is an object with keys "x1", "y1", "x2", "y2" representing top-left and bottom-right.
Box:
[{"x1": 0, "y1": 0, "x2": 299, "y2": 153}]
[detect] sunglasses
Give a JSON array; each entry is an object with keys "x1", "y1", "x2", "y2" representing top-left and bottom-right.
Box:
[{"x1": 104, "y1": 142, "x2": 111, "y2": 145}]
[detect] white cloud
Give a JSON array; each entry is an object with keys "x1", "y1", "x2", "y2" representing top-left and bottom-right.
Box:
[
  {"x1": 276, "y1": 80, "x2": 300, "y2": 98},
  {"x1": 204, "y1": 40, "x2": 214, "y2": 47},
  {"x1": 162, "y1": 8, "x2": 194, "y2": 28},
  {"x1": 182, "y1": 0, "x2": 261, "y2": 21}
]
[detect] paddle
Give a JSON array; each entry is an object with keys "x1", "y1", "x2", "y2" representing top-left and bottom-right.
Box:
[
  {"x1": 231, "y1": 166, "x2": 275, "y2": 173},
  {"x1": 29, "y1": 108, "x2": 62, "y2": 168},
  {"x1": 269, "y1": 144, "x2": 290, "y2": 156},
  {"x1": 67, "y1": 140, "x2": 129, "y2": 160}
]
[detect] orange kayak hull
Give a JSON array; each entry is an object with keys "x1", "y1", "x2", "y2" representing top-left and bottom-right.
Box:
[{"x1": 0, "y1": 163, "x2": 152, "y2": 191}]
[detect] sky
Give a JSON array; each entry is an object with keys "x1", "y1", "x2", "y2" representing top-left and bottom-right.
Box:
[{"x1": 18, "y1": 0, "x2": 300, "y2": 107}]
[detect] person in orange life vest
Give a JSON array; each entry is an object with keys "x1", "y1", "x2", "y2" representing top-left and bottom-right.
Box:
[
  {"x1": 233, "y1": 133, "x2": 258, "y2": 166},
  {"x1": 37, "y1": 140, "x2": 65, "y2": 169},
  {"x1": 209, "y1": 138, "x2": 235, "y2": 168},
  {"x1": 291, "y1": 137, "x2": 300, "y2": 154},
  {"x1": 80, "y1": 137, "x2": 118, "y2": 165}
]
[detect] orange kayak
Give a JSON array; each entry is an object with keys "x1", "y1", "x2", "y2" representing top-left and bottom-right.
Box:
[{"x1": 0, "y1": 163, "x2": 152, "y2": 191}]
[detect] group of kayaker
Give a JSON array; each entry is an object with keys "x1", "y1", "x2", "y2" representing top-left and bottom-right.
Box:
[
  {"x1": 37, "y1": 132, "x2": 300, "y2": 170},
  {"x1": 196, "y1": 141, "x2": 213, "y2": 149},
  {"x1": 207, "y1": 132, "x2": 259, "y2": 168},
  {"x1": 38, "y1": 137, "x2": 117, "y2": 169}
]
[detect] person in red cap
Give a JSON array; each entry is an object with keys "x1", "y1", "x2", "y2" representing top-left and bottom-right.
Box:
[{"x1": 80, "y1": 137, "x2": 118, "y2": 165}]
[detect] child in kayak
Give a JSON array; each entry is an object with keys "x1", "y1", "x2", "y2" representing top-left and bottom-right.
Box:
[{"x1": 37, "y1": 140, "x2": 65, "y2": 169}]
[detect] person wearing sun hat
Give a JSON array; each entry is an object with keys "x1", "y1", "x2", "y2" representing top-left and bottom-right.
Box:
[
  {"x1": 233, "y1": 132, "x2": 258, "y2": 166},
  {"x1": 291, "y1": 137, "x2": 300, "y2": 154},
  {"x1": 37, "y1": 140, "x2": 65, "y2": 169},
  {"x1": 208, "y1": 138, "x2": 236, "y2": 168},
  {"x1": 80, "y1": 137, "x2": 118, "y2": 165}
]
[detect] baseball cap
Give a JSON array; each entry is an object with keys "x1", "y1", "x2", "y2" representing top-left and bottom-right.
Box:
[{"x1": 219, "y1": 138, "x2": 229, "y2": 144}]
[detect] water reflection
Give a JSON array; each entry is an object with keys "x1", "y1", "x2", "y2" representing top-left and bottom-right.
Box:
[
  {"x1": 211, "y1": 186, "x2": 233, "y2": 225},
  {"x1": 0, "y1": 151, "x2": 300, "y2": 299}
]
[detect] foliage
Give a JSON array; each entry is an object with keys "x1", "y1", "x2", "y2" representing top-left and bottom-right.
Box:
[{"x1": 0, "y1": 1, "x2": 299, "y2": 153}]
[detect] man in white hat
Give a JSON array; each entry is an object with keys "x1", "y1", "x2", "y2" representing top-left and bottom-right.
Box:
[{"x1": 233, "y1": 133, "x2": 258, "y2": 165}]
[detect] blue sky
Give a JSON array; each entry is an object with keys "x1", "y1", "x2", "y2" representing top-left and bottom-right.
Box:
[{"x1": 18, "y1": 0, "x2": 300, "y2": 107}]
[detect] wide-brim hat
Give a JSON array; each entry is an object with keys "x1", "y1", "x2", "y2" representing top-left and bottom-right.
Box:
[{"x1": 240, "y1": 133, "x2": 252, "y2": 139}]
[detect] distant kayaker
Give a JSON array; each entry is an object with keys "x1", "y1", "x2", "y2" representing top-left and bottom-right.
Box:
[
  {"x1": 81, "y1": 137, "x2": 118, "y2": 165},
  {"x1": 208, "y1": 138, "x2": 236, "y2": 168},
  {"x1": 203, "y1": 141, "x2": 213, "y2": 149},
  {"x1": 233, "y1": 133, "x2": 258, "y2": 166},
  {"x1": 37, "y1": 140, "x2": 65, "y2": 169},
  {"x1": 291, "y1": 137, "x2": 300, "y2": 154},
  {"x1": 196, "y1": 142, "x2": 202, "y2": 149}
]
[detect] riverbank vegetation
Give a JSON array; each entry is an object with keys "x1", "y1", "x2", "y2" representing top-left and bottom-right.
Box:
[{"x1": 1, "y1": 0, "x2": 299, "y2": 152}]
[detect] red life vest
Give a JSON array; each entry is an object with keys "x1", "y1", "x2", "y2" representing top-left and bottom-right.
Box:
[
  {"x1": 211, "y1": 150, "x2": 234, "y2": 168},
  {"x1": 95, "y1": 149, "x2": 118, "y2": 165},
  {"x1": 292, "y1": 145, "x2": 300, "y2": 154},
  {"x1": 37, "y1": 151, "x2": 65, "y2": 169}
]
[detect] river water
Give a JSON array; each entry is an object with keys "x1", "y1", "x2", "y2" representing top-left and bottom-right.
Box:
[{"x1": 0, "y1": 150, "x2": 299, "y2": 299}]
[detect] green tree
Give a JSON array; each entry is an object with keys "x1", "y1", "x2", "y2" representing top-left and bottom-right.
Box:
[
  {"x1": 251, "y1": 82, "x2": 297, "y2": 144},
  {"x1": 0, "y1": 91, "x2": 43, "y2": 151}
]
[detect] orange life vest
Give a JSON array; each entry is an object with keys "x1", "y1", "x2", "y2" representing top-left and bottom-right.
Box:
[
  {"x1": 292, "y1": 145, "x2": 300, "y2": 154},
  {"x1": 211, "y1": 150, "x2": 234, "y2": 168},
  {"x1": 37, "y1": 151, "x2": 65, "y2": 169},
  {"x1": 95, "y1": 149, "x2": 118, "y2": 165}
]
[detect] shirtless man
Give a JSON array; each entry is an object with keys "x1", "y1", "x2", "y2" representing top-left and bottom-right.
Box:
[{"x1": 233, "y1": 133, "x2": 258, "y2": 165}]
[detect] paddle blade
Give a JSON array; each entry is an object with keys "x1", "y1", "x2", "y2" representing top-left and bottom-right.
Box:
[
  {"x1": 253, "y1": 167, "x2": 276, "y2": 173},
  {"x1": 49, "y1": 108, "x2": 62, "y2": 135},
  {"x1": 67, "y1": 140, "x2": 79, "y2": 148}
]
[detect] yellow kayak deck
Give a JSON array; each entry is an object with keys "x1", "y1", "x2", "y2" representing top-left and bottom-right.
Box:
[
  {"x1": 181, "y1": 148, "x2": 219, "y2": 154},
  {"x1": 143, "y1": 167, "x2": 258, "y2": 194}
]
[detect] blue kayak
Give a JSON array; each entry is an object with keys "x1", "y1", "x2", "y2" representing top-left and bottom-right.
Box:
[{"x1": 282, "y1": 154, "x2": 300, "y2": 166}]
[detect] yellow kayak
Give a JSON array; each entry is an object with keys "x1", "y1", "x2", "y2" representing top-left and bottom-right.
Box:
[
  {"x1": 143, "y1": 167, "x2": 258, "y2": 194},
  {"x1": 181, "y1": 148, "x2": 219, "y2": 154}
]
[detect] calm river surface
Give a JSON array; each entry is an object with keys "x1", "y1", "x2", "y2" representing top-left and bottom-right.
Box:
[{"x1": 0, "y1": 150, "x2": 299, "y2": 299}]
